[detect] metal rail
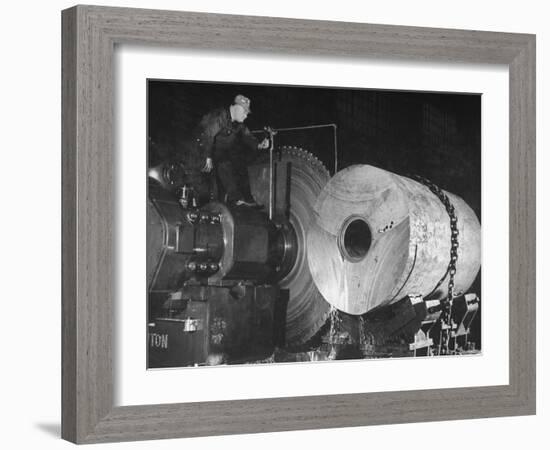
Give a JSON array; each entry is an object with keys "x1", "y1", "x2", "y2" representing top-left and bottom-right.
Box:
[{"x1": 253, "y1": 123, "x2": 339, "y2": 174}]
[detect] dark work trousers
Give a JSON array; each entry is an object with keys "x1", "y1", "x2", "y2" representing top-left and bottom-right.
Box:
[
  {"x1": 213, "y1": 125, "x2": 258, "y2": 203},
  {"x1": 216, "y1": 159, "x2": 254, "y2": 203}
]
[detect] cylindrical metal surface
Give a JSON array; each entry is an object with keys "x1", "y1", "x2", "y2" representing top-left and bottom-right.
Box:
[
  {"x1": 307, "y1": 165, "x2": 481, "y2": 315},
  {"x1": 204, "y1": 202, "x2": 292, "y2": 282}
]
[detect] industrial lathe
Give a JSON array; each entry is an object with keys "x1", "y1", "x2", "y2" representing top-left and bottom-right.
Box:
[{"x1": 147, "y1": 141, "x2": 481, "y2": 368}]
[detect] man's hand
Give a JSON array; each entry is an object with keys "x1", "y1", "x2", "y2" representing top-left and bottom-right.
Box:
[
  {"x1": 202, "y1": 157, "x2": 213, "y2": 173},
  {"x1": 258, "y1": 138, "x2": 270, "y2": 150}
]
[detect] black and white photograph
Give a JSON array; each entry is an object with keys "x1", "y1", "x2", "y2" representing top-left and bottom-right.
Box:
[{"x1": 146, "y1": 80, "x2": 482, "y2": 368}]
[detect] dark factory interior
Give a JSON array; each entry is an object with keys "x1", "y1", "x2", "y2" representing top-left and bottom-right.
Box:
[{"x1": 148, "y1": 80, "x2": 481, "y2": 216}]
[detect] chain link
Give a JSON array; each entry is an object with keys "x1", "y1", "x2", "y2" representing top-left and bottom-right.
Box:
[
  {"x1": 412, "y1": 175, "x2": 460, "y2": 353},
  {"x1": 328, "y1": 306, "x2": 341, "y2": 344}
]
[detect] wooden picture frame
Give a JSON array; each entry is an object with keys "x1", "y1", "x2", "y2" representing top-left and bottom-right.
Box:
[{"x1": 61, "y1": 5, "x2": 536, "y2": 444}]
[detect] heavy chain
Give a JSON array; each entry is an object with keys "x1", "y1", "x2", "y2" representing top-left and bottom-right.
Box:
[
  {"x1": 412, "y1": 175, "x2": 460, "y2": 350},
  {"x1": 328, "y1": 306, "x2": 342, "y2": 344}
]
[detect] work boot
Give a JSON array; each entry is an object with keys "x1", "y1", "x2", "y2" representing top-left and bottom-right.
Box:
[{"x1": 235, "y1": 199, "x2": 263, "y2": 209}]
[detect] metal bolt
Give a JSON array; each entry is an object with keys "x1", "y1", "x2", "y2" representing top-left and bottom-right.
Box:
[{"x1": 187, "y1": 212, "x2": 199, "y2": 223}]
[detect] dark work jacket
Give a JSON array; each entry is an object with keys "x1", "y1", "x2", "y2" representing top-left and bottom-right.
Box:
[{"x1": 186, "y1": 107, "x2": 259, "y2": 169}]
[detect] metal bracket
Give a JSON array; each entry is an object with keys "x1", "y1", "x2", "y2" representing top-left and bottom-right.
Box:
[{"x1": 182, "y1": 318, "x2": 204, "y2": 333}]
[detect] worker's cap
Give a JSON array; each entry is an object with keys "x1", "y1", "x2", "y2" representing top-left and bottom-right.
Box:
[{"x1": 233, "y1": 94, "x2": 252, "y2": 113}]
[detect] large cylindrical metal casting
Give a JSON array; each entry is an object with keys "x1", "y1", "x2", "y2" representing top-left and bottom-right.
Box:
[{"x1": 307, "y1": 165, "x2": 481, "y2": 315}]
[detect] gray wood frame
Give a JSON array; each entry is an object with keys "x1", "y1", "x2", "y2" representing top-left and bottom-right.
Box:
[{"x1": 62, "y1": 5, "x2": 536, "y2": 444}]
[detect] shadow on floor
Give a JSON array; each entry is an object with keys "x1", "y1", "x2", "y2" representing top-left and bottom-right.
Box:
[{"x1": 35, "y1": 423, "x2": 60, "y2": 438}]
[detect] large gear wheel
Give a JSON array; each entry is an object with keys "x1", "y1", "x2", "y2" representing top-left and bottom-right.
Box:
[{"x1": 248, "y1": 146, "x2": 331, "y2": 347}]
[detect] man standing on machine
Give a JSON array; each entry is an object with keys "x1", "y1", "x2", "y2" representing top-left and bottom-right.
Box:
[{"x1": 186, "y1": 94, "x2": 270, "y2": 208}]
